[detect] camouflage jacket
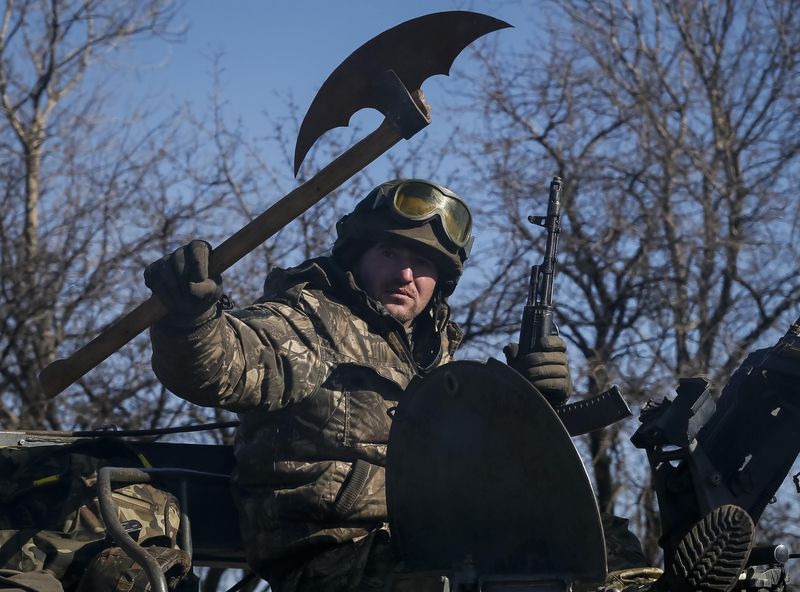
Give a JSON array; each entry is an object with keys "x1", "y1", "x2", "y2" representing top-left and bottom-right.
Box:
[{"x1": 150, "y1": 256, "x2": 462, "y2": 576}]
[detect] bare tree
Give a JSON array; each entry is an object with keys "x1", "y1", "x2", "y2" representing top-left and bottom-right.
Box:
[
  {"x1": 0, "y1": 0, "x2": 356, "y2": 433},
  {"x1": 450, "y1": 0, "x2": 800, "y2": 560},
  {"x1": 0, "y1": 0, "x2": 191, "y2": 429}
]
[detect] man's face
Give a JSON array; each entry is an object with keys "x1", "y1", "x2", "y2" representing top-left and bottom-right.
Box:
[{"x1": 353, "y1": 240, "x2": 439, "y2": 327}]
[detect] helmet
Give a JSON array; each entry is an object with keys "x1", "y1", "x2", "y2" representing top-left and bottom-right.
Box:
[{"x1": 333, "y1": 179, "x2": 474, "y2": 296}]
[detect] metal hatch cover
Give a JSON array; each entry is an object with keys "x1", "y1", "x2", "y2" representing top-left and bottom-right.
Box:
[{"x1": 387, "y1": 358, "x2": 606, "y2": 582}]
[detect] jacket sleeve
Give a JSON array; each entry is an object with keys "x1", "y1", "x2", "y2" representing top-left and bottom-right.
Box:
[{"x1": 149, "y1": 302, "x2": 328, "y2": 413}]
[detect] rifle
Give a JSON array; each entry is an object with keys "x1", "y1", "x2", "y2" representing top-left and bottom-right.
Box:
[
  {"x1": 518, "y1": 176, "x2": 631, "y2": 435},
  {"x1": 518, "y1": 176, "x2": 562, "y2": 355}
]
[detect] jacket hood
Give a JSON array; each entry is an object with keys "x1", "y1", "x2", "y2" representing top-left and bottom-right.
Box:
[{"x1": 259, "y1": 256, "x2": 460, "y2": 371}]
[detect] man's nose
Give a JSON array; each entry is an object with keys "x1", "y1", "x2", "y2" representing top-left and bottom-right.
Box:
[{"x1": 398, "y1": 264, "x2": 415, "y2": 283}]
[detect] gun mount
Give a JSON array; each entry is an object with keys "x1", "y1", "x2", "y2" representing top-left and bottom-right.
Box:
[{"x1": 632, "y1": 318, "x2": 800, "y2": 565}]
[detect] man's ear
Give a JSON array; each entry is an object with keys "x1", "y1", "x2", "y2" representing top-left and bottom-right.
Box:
[{"x1": 430, "y1": 288, "x2": 443, "y2": 312}]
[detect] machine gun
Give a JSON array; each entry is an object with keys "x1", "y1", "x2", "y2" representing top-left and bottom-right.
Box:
[
  {"x1": 631, "y1": 316, "x2": 800, "y2": 582},
  {"x1": 518, "y1": 177, "x2": 631, "y2": 435},
  {"x1": 739, "y1": 545, "x2": 798, "y2": 592}
]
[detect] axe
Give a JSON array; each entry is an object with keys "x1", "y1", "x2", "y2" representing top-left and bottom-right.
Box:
[{"x1": 39, "y1": 11, "x2": 511, "y2": 399}]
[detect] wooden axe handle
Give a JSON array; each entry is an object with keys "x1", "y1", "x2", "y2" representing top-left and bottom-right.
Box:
[{"x1": 39, "y1": 118, "x2": 407, "y2": 399}]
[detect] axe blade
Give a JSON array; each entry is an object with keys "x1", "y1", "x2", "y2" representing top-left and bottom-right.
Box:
[{"x1": 293, "y1": 10, "x2": 512, "y2": 175}]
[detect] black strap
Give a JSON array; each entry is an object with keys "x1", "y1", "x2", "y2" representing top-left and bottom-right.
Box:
[{"x1": 334, "y1": 460, "x2": 374, "y2": 515}]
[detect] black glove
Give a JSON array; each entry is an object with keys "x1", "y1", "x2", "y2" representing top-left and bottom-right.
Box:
[
  {"x1": 503, "y1": 335, "x2": 573, "y2": 406},
  {"x1": 144, "y1": 240, "x2": 223, "y2": 328}
]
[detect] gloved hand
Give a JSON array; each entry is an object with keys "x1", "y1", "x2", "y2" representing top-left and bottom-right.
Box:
[
  {"x1": 503, "y1": 335, "x2": 572, "y2": 406},
  {"x1": 144, "y1": 240, "x2": 223, "y2": 328}
]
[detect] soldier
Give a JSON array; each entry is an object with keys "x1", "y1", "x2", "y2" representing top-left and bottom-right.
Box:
[{"x1": 144, "y1": 178, "x2": 581, "y2": 590}]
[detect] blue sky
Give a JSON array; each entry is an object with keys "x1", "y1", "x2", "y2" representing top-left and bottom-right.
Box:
[{"x1": 121, "y1": 1, "x2": 533, "y2": 158}]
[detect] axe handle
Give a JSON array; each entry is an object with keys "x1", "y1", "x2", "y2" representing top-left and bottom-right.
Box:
[{"x1": 39, "y1": 118, "x2": 407, "y2": 399}]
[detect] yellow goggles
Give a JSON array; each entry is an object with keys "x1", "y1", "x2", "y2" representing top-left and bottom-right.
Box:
[{"x1": 376, "y1": 181, "x2": 473, "y2": 248}]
